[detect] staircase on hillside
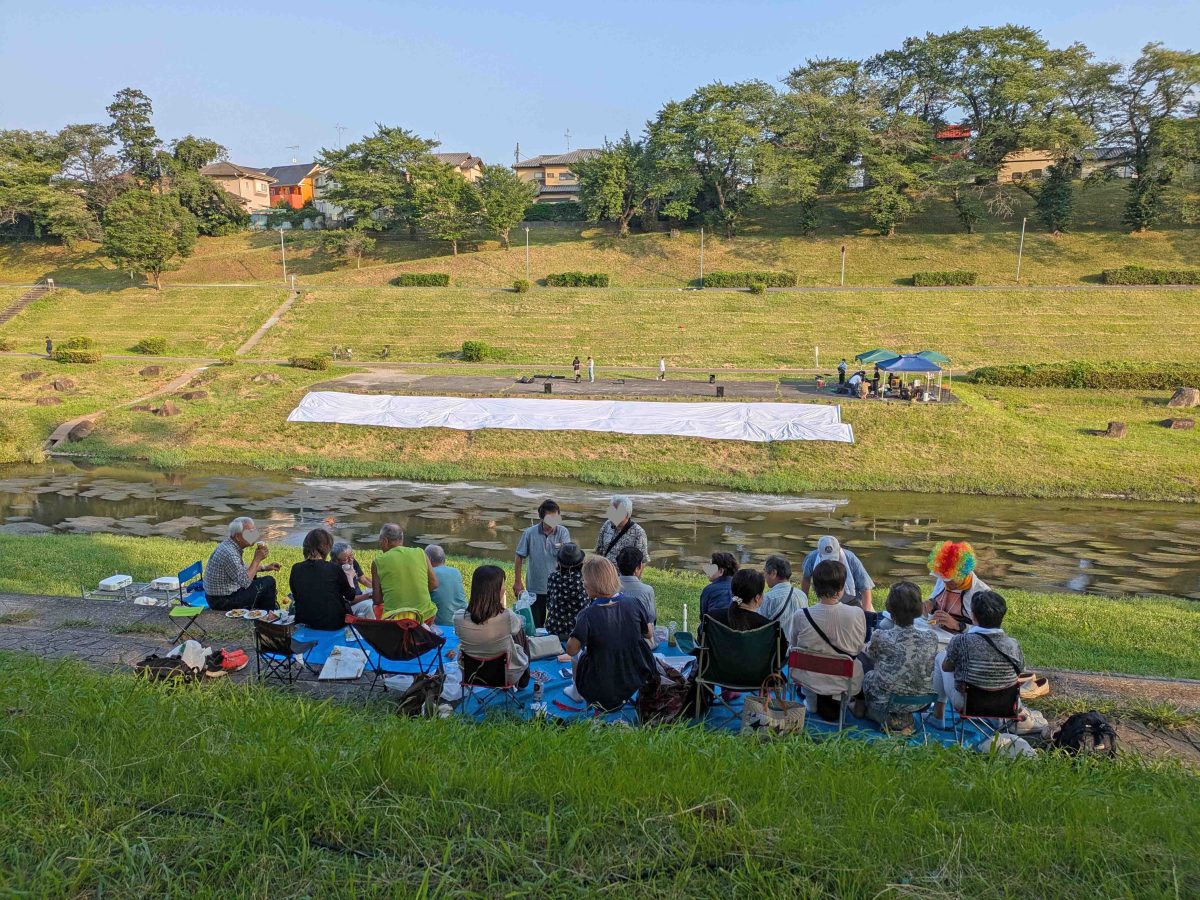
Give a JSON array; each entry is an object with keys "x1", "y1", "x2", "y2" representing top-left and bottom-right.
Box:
[{"x1": 0, "y1": 278, "x2": 55, "y2": 327}]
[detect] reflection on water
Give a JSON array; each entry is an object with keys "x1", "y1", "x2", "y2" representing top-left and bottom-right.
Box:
[{"x1": 1, "y1": 461, "x2": 1198, "y2": 600}]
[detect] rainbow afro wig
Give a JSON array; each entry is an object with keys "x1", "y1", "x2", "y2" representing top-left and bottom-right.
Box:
[{"x1": 928, "y1": 540, "x2": 976, "y2": 582}]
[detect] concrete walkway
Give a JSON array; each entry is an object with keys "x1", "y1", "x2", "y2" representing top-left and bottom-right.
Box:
[{"x1": 236, "y1": 289, "x2": 299, "y2": 355}]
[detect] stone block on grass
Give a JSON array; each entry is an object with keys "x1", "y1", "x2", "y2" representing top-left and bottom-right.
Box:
[
  {"x1": 19, "y1": 371, "x2": 42, "y2": 382},
  {"x1": 1167, "y1": 387, "x2": 1199, "y2": 408},
  {"x1": 67, "y1": 420, "x2": 95, "y2": 442},
  {"x1": 1162, "y1": 418, "x2": 1195, "y2": 430},
  {"x1": 1102, "y1": 421, "x2": 1127, "y2": 438},
  {"x1": 35, "y1": 396, "x2": 62, "y2": 406},
  {"x1": 139, "y1": 366, "x2": 162, "y2": 377},
  {"x1": 154, "y1": 401, "x2": 181, "y2": 417}
]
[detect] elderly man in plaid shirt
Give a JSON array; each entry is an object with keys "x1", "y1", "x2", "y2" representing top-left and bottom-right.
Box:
[{"x1": 203, "y1": 517, "x2": 281, "y2": 611}]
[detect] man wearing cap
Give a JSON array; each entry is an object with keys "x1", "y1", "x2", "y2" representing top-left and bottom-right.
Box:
[
  {"x1": 514, "y1": 499, "x2": 571, "y2": 629},
  {"x1": 800, "y1": 536, "x2": 875, "y2": 612}
]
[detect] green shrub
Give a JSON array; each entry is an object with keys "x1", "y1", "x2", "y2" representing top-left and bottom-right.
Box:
[
  {"x1": 912, "y1": 270, "x2": 978, "y2": 286},
  {"x1": 513, "y1": 279, "x2": 531, "y2": 294},
  {"x1": 62, "y1": 336, "x2": 96, "y2": 350},
  {"x1": 747, "y1": 280, "x2": 767, "y2": 295},
  {"x1": 971, "y1": 362, "x2": 1200, "y2": 390},
  {"x1": 1100, "y1": 266, "x2": 1200, "y2": 285},
  {"x1": 523, "y1": 203, "x2": 584, "y2": 222},
  {"x1": 52, "y1": 348, "x2": 103, "y2": 364},
  {"x1": 131, "y1": 337, "x2": 167, "y2": 355},
  {"x1": 289, "y1": 354, "x2": 332, "y2": 371},
  {"x1": 544, "y1": 272, "x2": 610, "y2": 287},
  {"x1": 460, "y1": 340, "x2": 509, "y2": 362},
  {"x1": 703, "y1": 271, "x2": 797, "y2": 288},
  {"x1": 390, "y1": 273, "x2": 450, "y2": 287},
  {"x1": 214, "y1": 354, "x2": 237, "y2": 367},
  {"x1": 0, "y1": 338, "x2": 14, "y2": 352}
]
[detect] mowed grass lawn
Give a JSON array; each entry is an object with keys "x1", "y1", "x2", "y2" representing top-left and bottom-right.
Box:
[
  {"x1": 252, "y1": 285, "x2": 1200, "y2": 370},
  {"x1": 0, "y1": 286, "x2": 286, "y2": 356},
  {"x1": 4, "y1": 532, "x2": 1200, "y2": 678},
  {"x1": 58, "y1": 362, "x2": 1200, "y2": 501},
  {"x1": 0, "y1": 183, "x2": 1196, "y2": 289},
  {"x1": 1, "y1": 654, "x2": 1196, "y2": 897},
  {"x1": 0, "y1": 358, "x2": 191, "y2": 464}
]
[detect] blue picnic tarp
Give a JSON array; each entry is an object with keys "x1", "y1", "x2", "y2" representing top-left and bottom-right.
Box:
[{"x1": 292, "y1": 624, "x2": 996, "y2": 748}]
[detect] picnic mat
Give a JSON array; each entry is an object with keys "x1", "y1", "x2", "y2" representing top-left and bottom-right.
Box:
[{"x1": 292, "y1": 624, "x2": 996, "y2": 748}]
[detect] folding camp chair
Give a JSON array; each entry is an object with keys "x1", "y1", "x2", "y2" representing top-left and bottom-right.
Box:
[
  {"x1": 882, "y1": 691, "x2": 939, "y2": 738},
  {"x1": 459, "y1": 651, "x2": 523, "y2": 716},
  {"x1": 954, "y1": 682, "x2": 1022, "y2": 745},
  {"x1": 347, "y1": 616, "x2": 445, "y2": 692},
  {"x1": 788, "y1": 649, "x2": 856, "y2": 732},
  {"x1": 167, "y1": 560, "x2": 209, "y2": 643},
  {"x1": 254, "y1": 620, "x2": 318, "y2": 685},
  {"x1": 692, "y1": 616, "x2": 784, "y2": 721}
]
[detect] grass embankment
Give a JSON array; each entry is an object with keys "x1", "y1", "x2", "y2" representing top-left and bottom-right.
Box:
[
  {"x1": 0, "y1": 183, "x2": 1196, "y2": 289},
  {"x1": 0, "y1": 359, "x2": 191, "y2": 464},
  {"x1": 0, "y1": 654, "x2": 1197, "y2": 896},
  {"x1": 3, "y1": 532, "x2": 1198, "y2": 678},
  {"x1": 251, "y1": 284, "x2": 1200, "y2": 369},
  {"x1": 34, "y1": 360, "x2": 1197, "y2": 501},
  {"x1": 0, "y1": 286, "x2": 285, "y2": 356}
]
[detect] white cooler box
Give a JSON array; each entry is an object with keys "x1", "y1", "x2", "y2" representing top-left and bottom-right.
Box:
[{"x1": 98, "y1": 574, "x2": 133, "y2": 592}]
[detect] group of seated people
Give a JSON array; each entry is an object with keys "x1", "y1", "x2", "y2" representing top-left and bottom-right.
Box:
[{"x1": 204, "y1": 498, "x2": 1024, "y2": 731}]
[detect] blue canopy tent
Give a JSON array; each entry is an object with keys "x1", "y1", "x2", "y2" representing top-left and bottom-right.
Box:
[
  {"x1": 877, "y1": 354, "x2": 945, "y2": 400},
  {"x1": 917, "y1": 351, "x2": 953, "y2": 399}
]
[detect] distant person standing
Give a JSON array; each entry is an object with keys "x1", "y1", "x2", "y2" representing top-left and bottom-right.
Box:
[
  {"x1": 572, "y1": 355, "x2": 581, "y2": 382},
  {"x1": 837, "y1": 359, "x2": 848, "y2": 385},
  {"x1": 658, "y1": 358, "x2": 666, "y2": 381},
  {"x1": 44, "y1": 336, "x2": 53, "y2": 357},
  {"x1": 587, "y1": 356, "x2": 594, "y2": 383}
]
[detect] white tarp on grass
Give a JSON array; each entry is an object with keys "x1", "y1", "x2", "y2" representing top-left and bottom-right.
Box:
[{"x1": 287, "y1": 391, "x2": 855, "y2": 444}]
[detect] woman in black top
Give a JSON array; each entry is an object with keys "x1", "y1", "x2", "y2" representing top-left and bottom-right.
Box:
[
  {"x1": 721, "y1": 568, "x2": 772, "y2": 632},
  {"x1": 290, "y1": 528, "x2": 356, "y2": 630}
]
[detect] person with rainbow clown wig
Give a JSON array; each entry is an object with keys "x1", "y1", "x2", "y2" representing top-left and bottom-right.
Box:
[{"x1": 924, "y1": 541, "x2": 990, "y2": 634}]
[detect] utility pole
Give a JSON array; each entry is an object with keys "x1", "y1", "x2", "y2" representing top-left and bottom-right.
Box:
[
  {"x1": 280, "y1": 225, "x2": 287, "y2": 284},
  {"x1": 699, "y1": 227, "x2": 705, "y2": 287},
  {"x1": 564, "y1": 128, "x2": 571, "y2": 152},
  {"x1": 1015, "y1": 217, "x2": 1027, "y2": 284},
  {"x1": 524, "y1": 227, "x2": 531, "y2": 280},
  {"x1": 840, "y1": 244, "x2": 846, "y2": 287},
  {"x1": 514, "y1": 142, "x2": 520, "y2": 166},
  {"x1": 334, "y1": 124, "x2": 347, "y2": 148},
  {"x1": 286, "y1": 144, "x2": 299, "y2": 164}
]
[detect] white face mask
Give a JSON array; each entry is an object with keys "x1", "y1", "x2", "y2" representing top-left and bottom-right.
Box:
[
  {"x1": 543, "y1": 513, "x2": 562, "y2": 529},
  {"x1": 242, "y1": 527, "x2": 260, "y2": 545},
  {"x1": 702, "y1": 563, "x2": 720, "y2": 579},
  {"x1": 607, "y1": 509, "x2": 626, "y2": 526}
]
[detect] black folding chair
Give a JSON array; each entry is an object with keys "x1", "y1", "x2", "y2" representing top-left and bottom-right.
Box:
[
  {"x1": 459, "y1": 651, "x2": 523, "y2": 716},
  {"x1": 691, "y1": 616, "x2": 784, "y2": 721},
  {"x1": 254, "y1": 620, "x2": 318, "y2": 685},
  {"x1": 954, "y1": 682, "x2": 1022, "y2": 745},
  {"x1": 348, "y1": 616, "x2": 445, "y2": 693}
]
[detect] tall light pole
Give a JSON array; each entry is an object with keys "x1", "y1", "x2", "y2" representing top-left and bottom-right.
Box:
[
  {"x1": 279, "y1": 225, "x2": 287, "y2": 284},
  {"x1": 1015, "y1": 217, "x2": 1027, "y2": 284},
  {"x1": 840, "y1": 244, "x2": 846, "y2": 287},
  {"x1": 699, "y1": 227, "x2": 705, "y2": 287},
  {"x1": 524, "y1": 227, "x2": 531, "y2": 280}
]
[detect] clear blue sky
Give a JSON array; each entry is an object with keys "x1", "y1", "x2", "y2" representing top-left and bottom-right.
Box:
[{"x1": 2, "y1": 0, "x2": 1195, "y2": 169}]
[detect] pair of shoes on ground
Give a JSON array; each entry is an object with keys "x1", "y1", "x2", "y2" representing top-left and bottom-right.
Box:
[{"x1": 205, "y1": 648, "x2": 249, "y2": 678}]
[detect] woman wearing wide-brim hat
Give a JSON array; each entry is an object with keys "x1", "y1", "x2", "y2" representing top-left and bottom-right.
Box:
[{"x1": 545, "y1": 542, "x2": 588, "y2": 641}]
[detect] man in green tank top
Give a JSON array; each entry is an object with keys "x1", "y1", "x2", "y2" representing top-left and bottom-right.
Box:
[{"x1": 371, "y1": 523, "x2": 438, "y2": 623}]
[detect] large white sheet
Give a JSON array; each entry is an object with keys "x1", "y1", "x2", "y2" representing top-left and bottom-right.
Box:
[{"x1": 287, "y1": 392, "x2": 855, "y2": 443}]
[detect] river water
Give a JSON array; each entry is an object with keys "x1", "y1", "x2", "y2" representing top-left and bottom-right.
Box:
[{"x1": 1, "y1": 461, "x2": 1197, "y2": 600}]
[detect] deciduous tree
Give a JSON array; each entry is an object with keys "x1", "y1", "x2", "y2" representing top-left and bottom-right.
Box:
[
  {"x1": 318, "y1": 125, "x2": 437, "y2": 235},
  {"x1": 101, "y1": 190, "x2": 197, "y2": 289},
  {"x1": 320, "y1": 224, "x2": 377, "y2": 268},
  {"x1": 106, "y1": 88, "x2": 161, "y2": 185},
  {"x1": 412, "y1": 161, "x2": 482, "y2": 255},
  {"x1": 574, "y1": 135, "x2": 652, "y2": 236},
  {"x1": 475, "y1": 164, "x2": 536, "y2": 248}
]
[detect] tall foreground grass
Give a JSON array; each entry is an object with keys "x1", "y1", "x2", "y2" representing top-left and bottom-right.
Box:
[{"x1": 0, "y1": 654, "x2": 1196, "y2": 897}]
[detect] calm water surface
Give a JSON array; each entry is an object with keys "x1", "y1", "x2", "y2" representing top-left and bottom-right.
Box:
[{"x1": 1, "y1": 461, "x2": 1197, "y2": 600}]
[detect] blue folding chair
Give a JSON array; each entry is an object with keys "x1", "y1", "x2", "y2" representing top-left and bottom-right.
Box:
[{"x1": 168, "y1": 561, "x2": 209, "y2": 643}]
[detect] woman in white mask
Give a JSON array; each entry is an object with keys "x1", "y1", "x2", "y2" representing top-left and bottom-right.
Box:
[
  {"x1": 514, "y1": 499, "x2": 571, "y2": 629},
  {"x1": 595, "y1": 495, "x2": 649, "y2": 565}
]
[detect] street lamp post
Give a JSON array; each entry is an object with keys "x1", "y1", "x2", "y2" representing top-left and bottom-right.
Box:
[
  {"x1": 524, "y1": 227, "x2": 530, "y2": 280},
  {"x1": 699, "y1": 227, "x2": 705, "y2": 287},
  {"x1": 279, "y1": 225, "x2": 287, "y2": 284},
  {"x1": 1015, "y1": 217, "x2": 1027, "y2": 284}
]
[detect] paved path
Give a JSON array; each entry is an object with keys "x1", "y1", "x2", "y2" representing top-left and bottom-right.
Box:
[{"x1": 236, "y1": 289, "x2": 299, "y2": 355}]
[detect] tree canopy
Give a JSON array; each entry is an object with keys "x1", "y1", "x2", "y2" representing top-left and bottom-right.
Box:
[{"x1": 101, "y1": 190, "x2": 197, "y2": 288}]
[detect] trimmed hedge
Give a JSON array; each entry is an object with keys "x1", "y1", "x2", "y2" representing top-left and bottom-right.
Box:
[
  {"x1": 513, "y1": 279, "x2": 531, "y2": 293},
  {"x1": 0, "y1": 338, "x2": 14, "y2": 352},
  {"x1": 747, "y1": 281, "x2": 767, "y2": 295},
  {"x1": 971, "y1": 362, "x2": 1200, "y2": 390},
  {"x1": 523, "y1": 203, "x2": 585, "y2": 222},
  {"x1": 52, "y1": 348, "x2": 103, "y2": 364},
  {"x1": 390, "y1": 273, "x2": 450, "y2": 287},
  {"x1": 62, "y1": 336, "x2": 96, "y2": 350},
  {"x1": 289, "y1": 354, "x2": 332, "y2": 371},
  {"x1": 461, "y1": 340, "x2": 508, "y2": 362},
  {"x1": 913, "y1": 270, "x2": 978, "y2": 286},
  {"x1": 544, "y1": 272, "x2": 610, "y2": 287},
  {"x1": 703, "y1": 271, "x2": 797, "y2": 288},
  {"x1": 1100, "y1": 266, "x2": 1200, "y2": 285},
  {"x1": 131, "y1": 337, "x2": 167, "y2": 355}
]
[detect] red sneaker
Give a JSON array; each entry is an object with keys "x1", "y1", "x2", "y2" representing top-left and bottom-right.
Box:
[{"x1": 220, "y1": 649, "x2": 249, "y2": 672}]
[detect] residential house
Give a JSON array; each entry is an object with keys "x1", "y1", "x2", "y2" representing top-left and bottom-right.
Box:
[
  {"x1": 1080, "y1": 146, "x2": 1136, "y2": 179},
  {"x1": 264, "y1": 162, "x2": 321, "y2": 209},
  {"x1": 199, "y1": 162, "x2": 276, "y2": 211},
  {"x1": 513, "y1": 149, "x2": 600, "y2": 202},
  {"x1": 434, "y1": 152, "x2": 485, "y2": 181},
  {"x1": 933, "y1": 125, "x2": 972, "y2": 161},
  {"x1": 997, "y1": 149, "x2": 1058, "y2": 182}
]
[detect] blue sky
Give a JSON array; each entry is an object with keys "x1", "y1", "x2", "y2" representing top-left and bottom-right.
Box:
[{"x1": 2, "y1": 0, "x2": 1196, "y2": 169}]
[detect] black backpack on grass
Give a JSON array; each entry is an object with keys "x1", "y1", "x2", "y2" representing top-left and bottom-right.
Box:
[
  {"x1": 1052, "y1": 711, "x2": 1118, "y2": 757},
  {"x1": 134, "y1": 654, "x2": 200, "y2": 683}
]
